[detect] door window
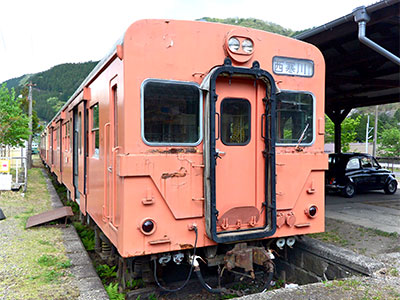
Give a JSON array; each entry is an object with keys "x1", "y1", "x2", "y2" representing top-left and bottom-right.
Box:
[
  {"x1": 360, "y1": 156, "x2": 378, "y2": 169},
  {"x1": 220, "y1": 98, "x2": 251, "y2": 145},
  {"x1": 91, "y1": 104, "x2": 99, "y2": 157}
]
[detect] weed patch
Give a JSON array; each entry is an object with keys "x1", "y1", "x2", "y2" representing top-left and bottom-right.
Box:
[
  {"x1": 105, "y1": 282, "x2": 125, "y2": 300},
  {"x1": 96, "y1": 264, "x2": 117, "y2": 283},
  {"x1": 73, "y1": 221, "x2": 95, "y2": 251}
]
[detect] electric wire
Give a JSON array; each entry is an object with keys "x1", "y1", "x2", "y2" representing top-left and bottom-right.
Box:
[{"x1": 153, "y1": 226, "x2": 198, "y2": 292}]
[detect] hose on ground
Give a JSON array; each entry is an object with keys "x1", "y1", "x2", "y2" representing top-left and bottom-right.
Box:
[{"x1": 194, "y1": 268, "x2": 222, "y2": 294}]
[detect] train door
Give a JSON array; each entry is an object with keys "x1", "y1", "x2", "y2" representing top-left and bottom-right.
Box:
[
  {"x1": 59, "y1": 123, "x2": 62, "y2": 173},
  {"x1": 104, "y1": 78, "x2": 119, "y2": 228},
  {"x1": 50, "y1": 127, "x2": 54, "y2": 166},
  {"x1": 73, "y1": 102, "x2": 86, "y2": 205},
  {"x1": 73, "y1": 108, "x2": 80, "y2": 203},
  {"x1": 203, "y1": 63, "x2": 277, "y2": 243}
]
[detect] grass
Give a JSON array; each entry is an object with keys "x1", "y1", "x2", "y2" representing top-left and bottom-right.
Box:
[
  {"x1": 96, "y1": 264, "x2": 117, "y2": 283},
  {"x1": 105, "y1": 282, "x2": 125, "y2": 300},
  {"x1": 73, "y1": 221, "x2": 95, "y2": 251},
  {"x1": 357, "y1": 227, "x2": 399, "y2": 239},
  {"x1": 0, "y1": 157, "x2": 80, "y2": 299},
  {"x1": 309, "y1": 230, "x2": 349, "y2": 247}
]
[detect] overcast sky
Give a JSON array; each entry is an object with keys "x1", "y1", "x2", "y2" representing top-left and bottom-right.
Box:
[{"x1": 0, "y1": 0, "x2": 377, "y2": 84}]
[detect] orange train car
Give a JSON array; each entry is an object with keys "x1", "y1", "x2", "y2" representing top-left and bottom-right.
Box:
[{"x1": 41, "y1": 19, "x2": 327, "y2": 290}]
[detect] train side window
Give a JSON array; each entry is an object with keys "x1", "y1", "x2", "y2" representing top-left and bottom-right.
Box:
[
  {"x1": 220, "y1": 98, "x2": 251, "y2": 145},
  {"x1": 63, "y1": 122, "x2": 69, "y2": 152},
  {"x1": 276, "y1": 91, "x2": 314, "y2": 145},
  {"x1": 56, "y1": 127, "x2": 60, "y2": 150},
  {"x1": 142, "y1": 80, "x2": 202, "y2": 145},
  {"x1": 70, "y1": 118, "x2": 73, "y2": 151},
  {"x1": 78, "y1": 112, "x2": 82, "y2": 155},
  {"x1": 91, "y1": 104, "x2": 99, "y2": 157}
]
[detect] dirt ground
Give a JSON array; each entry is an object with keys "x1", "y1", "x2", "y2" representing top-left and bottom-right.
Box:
[{"x1": 313, "y1": 217, "x2": 400, "y2": 258}]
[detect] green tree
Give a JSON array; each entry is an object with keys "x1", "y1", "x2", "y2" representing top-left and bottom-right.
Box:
[
  {"x1": 47, "y1": 96, "x2": 64, "y2": 113},
  {"x1": 0, "y1": 84, "x2": 30, "y2": 147},
  {"x1": 325, "y1": 115, "x2": 361, "y2": 152},
  {"x1": 378, "y1": 128, "x2": 400, "y2": 157}
]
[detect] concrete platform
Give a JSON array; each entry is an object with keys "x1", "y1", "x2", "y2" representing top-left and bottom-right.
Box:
[
  {"x1": 43, "y1": 170, "x2": 109, "y2": 300},
  {"x1": 326, "y1": 190, "x2": 400, "y2": 234}
]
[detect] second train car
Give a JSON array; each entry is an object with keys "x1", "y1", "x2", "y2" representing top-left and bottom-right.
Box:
[{"x1": 40, "y1": 19, "x2": 327, "y2": 291}]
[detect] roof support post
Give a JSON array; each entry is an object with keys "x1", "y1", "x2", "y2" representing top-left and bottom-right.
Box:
[
  {"x1": 327, "y1": 108, "x2": 351, "y2": 154},
  {"x1": 354, "y1": 6, "x2": 400, "y2": 66},
  {"x1": 334, "y1": 122, "x2": 342, "y2": 154}
]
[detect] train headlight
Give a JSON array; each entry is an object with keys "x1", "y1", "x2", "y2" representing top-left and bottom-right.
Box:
[
  {"x1": 242, "y1": 39, "x2": 253, "y2": 53},
  {"x1": 140, "y1": 218, "x2": 156, "y2": 235},
  {"x1": 228, "y1": 37, "x2": 240, "y2": 52}
]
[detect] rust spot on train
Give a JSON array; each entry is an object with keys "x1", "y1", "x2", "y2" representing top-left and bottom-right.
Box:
[
  {"x1": 179, "y1": 244, "x2": 193, "y2": 249},
  {"x1": 161, "y1": 167, "x2": 187, "y2": 179},
  {"x1": 149, "y1": 147, "x2": 197, "y2": 154}
]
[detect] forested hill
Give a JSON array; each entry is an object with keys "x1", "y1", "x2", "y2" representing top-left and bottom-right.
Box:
[
  {"x1": 199, "y1": 17, "x2": 308, "y2": 36},
  {"x1": 2, "y1": 17, "x2": 305, "y2": 123},
  {"x1": 3, "y1": 61, "x2": 98, "y2": 122}
]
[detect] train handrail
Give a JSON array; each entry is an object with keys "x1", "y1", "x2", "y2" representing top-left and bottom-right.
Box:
[
  {"x1": 103, "y1": 122, "x2": 111, "y2": 222},
  {"x1": 111, "y1": 146, "x2": 121, "y2": 227}
]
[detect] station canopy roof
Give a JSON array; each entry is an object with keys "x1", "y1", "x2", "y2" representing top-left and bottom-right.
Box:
[{"x1": 296, "y1": 0, "x2": 400, "y2": 115}]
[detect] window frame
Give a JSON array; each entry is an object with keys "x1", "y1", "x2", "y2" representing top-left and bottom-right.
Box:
[
  {"x1": 91, "y1": 103, "x2": 100, "y2": 158},
  {"x1": 220, "y1": 98, "x2": 251, "y2": 146},
  {"x1": 275, "y1": 90, "x2": 316, "y2": 147},
  {"x1": 140, "y1": 78, "x2": 203, "y2": 147}
]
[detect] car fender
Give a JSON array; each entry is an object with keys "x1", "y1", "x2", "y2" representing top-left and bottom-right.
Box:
[{"x1": 384, "y1": 174, "x2": 397, "y2": 185}]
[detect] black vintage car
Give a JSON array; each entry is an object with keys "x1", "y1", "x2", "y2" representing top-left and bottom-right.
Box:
[{"x1": 326, "y1": 153, "x2": 397, "y2": 198}]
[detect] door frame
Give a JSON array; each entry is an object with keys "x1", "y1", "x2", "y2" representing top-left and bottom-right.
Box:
[{"x1": 203, "y1": 59, "x2": 277, "y2": 243}]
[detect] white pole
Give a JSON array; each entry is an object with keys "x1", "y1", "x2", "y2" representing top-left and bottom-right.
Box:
[
  {"x1": 15, "y1": 156, "x2": 19, "y2": 184},
  {"x1": 373, "y1": 105, "x2": 378, "y2": 156}
]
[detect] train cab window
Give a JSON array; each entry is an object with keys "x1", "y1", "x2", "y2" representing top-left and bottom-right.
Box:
[
  {"x1": 91, "y1": 104, "x2": 99, "y2": 157},
  {"x1": 142, "y1": 80, "x2": 201, "y2": 145},
  {"x1": 221, "y1": 98, "x2": 250, "y2": 145},
  {"x1": 276, "y1": 91, "x2": 314, "y2": 145}
]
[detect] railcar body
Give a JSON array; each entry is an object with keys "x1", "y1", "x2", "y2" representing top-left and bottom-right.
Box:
[{"x1": 41, "y1": 19, "x2": 327, "y2": 272}]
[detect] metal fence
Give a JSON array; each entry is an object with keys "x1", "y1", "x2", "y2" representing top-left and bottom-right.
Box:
[
  {"x1": 0, "y1": 154, "x2": 27, "y2": 192},
  {"x1": 376, "y1": 156, "x2": 400, "y2": 173}
]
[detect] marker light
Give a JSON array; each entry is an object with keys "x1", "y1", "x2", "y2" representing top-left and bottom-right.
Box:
[
  {"x1": 242, "y1": 39, "x2": 253, "y2": 53},
  {"x1": 141, "y1": 219, "x2": 155, "y2": 234},
  {"x1": 305, "y1": 205, "x2": 318, "y2": 218},
  {"x1": 228, "y1": 37, "x2": 240, "y2": 52}
]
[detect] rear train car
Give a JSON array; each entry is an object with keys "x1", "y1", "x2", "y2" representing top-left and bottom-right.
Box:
[{"x1": 41, "y1": 19, "x2": 327, "y2": 287}]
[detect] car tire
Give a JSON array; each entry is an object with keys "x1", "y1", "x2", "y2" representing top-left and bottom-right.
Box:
[
  {"x1": 342, "y1": 182, "x2": 356, "y2": 198},
  {"x1": 384, "y1": 180, "x2": 397, "y2": 195}
]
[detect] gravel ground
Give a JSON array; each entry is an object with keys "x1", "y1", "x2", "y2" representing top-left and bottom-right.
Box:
[
  {"x1": 0, "y1": 163, "x2": 80, "y2": 300},
  {"x1": 238, "y1": 218, "x2": 400, "y2": 300},
  {"x1": 0, "y1": 157, "x2": 110, "y2": 300}
]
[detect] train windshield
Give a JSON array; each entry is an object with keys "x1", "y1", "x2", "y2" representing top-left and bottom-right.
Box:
[
  {"x1": 142, "y1": 80, "x2": 201, "y2": 145},
  {"x1": 276, "y1": 91, "x2": 314, "y2": 145}
]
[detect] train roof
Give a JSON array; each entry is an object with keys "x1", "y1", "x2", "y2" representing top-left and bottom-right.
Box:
[
  {"x1": 47, "y1": 19, "x2": 315, "y2": 127},
  {"x1": 47, "y1": 35, "x2": 124, "y2": 126}
]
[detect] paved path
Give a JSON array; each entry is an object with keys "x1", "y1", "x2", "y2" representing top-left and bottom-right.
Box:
[{"x1": 325, "y1": 190, "x2": 400, "y2": 234}]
